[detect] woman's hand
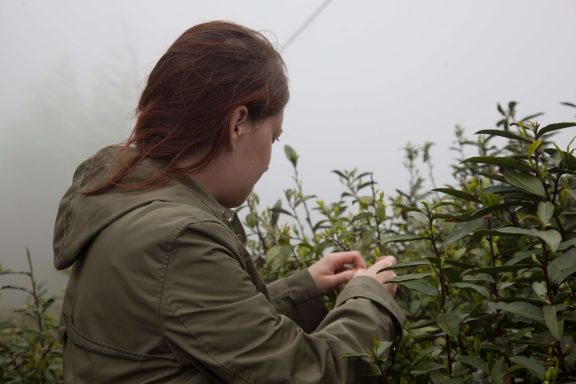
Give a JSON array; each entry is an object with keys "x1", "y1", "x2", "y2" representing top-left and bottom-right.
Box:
[
  {"x1": 353, "y1": 256, "x2": 398, "y2": 296},
  {"x1": 307, "y1": 251, "x2": 366, "y2": 294}
]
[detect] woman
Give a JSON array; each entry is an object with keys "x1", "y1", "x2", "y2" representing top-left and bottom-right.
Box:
[{"x1": 53, "y1": 21, "x2": 404, "y2": 383}]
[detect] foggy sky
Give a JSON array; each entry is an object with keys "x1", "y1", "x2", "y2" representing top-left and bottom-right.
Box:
[{"x1": 1, "y1": 0, "x2": 575, "y2": 305}]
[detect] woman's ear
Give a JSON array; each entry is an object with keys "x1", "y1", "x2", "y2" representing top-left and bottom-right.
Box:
[{"x1": 228, "y1": 106, "x2": 249, "y2": 150}]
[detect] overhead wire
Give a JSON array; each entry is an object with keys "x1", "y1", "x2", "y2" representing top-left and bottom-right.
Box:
[{"x1": 280, "y1": 0, "x2": 334, "y2": 52}]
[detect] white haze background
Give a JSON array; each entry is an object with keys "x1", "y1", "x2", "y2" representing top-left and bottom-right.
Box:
[{"x1": 1, "y1": 0, "x2": 575, "y2": 305}]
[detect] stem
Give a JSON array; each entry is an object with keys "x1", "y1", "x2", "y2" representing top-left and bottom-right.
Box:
[
  {"x1": 427, "y1": 218, "x2": 453, "y2": 375},
  {"x1": 555, "y1": 342, "x2": 569, "y2": 382},
  {"x1": 249, "y1": 201, "x2": 269, "y2": 254},
  {"x1": 289, "y1": 247, "x2": 306, "y2": 270},
  {"x1": 540, "y1": 240, "x2": 557, "y2": 301},
  {"x1": 287, "y1": 192, "x2": 308, "y2": 241},
  {"x1": 293, "y1": 166, "x2": 316, "y2": 237},
  {"x1": 331, "y1": 234, "x2": 350, "y2": 252},
  {"x1": 486, "y1": 219, "x2": 499, "y2": 299},
  {"x1": 551, "y1": 172, "x2": 567, "y2": 241},
  {"x1": 26, "y1": 249, "x2": 45, "y2": 340},
  {"x1": 370, "y1": 174, "x2": 383, "y2": 249}
]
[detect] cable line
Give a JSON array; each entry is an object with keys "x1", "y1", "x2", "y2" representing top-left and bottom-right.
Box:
[{"x1": 281, "y1": 0, "x2": 333, "y2": 52}]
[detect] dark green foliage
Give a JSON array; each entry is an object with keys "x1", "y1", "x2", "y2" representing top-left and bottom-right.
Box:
[
  {"x1": 243, "y1": 102, "x2": 576, "y2": 383},
  {"x1": 1, "y1": 102, "x2": 575, "y2": 383},
  {"x1": 0, "y1": 249, "x2": 62, "y2": 383}
]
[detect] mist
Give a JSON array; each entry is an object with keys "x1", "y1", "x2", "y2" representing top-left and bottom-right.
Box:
[{"x1": 1, "y1": 0, "x2": 575, "y2": 306}]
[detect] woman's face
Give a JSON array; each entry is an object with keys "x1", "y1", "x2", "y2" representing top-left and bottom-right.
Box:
[{"x1": 224, "y1": 110, "x2": 284, "y2": 207}]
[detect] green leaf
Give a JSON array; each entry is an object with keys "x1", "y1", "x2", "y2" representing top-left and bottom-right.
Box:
[
  {"x1": 448, "y1": 201, "x2": 525, "y2": 222},
  {"x1": 494, "y1": 227, "x2": 561, "y2": 252},
  {"x1": 283, "y1": 145, "x2": 299, "y2": 167},
  {"x1": 483, "y1": 185, "x2": 522, "y2": 195},
  {"x1": 382, "y1": 234, "x2": 424, "y2": 244},
  {"x1": 543, "y1": 305, "x2": 563, "y2": 341},
  {"x1": 537, "y1": 201, "x2": 554, "y2": 227},
  {"x1": 443, "y1": 217, "x2": 485, "y2": 247},
  {"x1": 399, "y1": 280, "x2": 438, "y2": 295},
  {"x1": 548, "y1": 248, "x2": 576, "y2": 283},
  {"x1": 494, "y1": 302, "x2": 544, "y2": 323},
  {"x1": 462, "y1": 264, "x2": 533, "y2": 276},
  {"x1": 520, "y1": 112, "x2": 544, "y2": 122},
  {"x1": 558, "y1": 237, "x2": 576, "y2": 250},
  {"x1": 265, "y1": 245, "x2": 293, "y2": 271},
  {"x1": 475, "y1": 129, "x2": 531, "y2": 143},
  {"x1": 452, "y1": 282, "x2": 490, "y2": 298},
  {"x1": 437, "y1": 313, "x2": 460, "y2": 338},
  {"x1": 527, "y1": 139, "x2": 543, "y2": 157},
  {"x1": 456, "y1": 355, "x2": 489, "y2": 373},
  {"x1": 410, "y1": 346, "x2": 442, "y2": 368},
  {"x1": 462, "y1": 273, "x2": 494, "y2": 283},
  {"x1": 411, "y1": 361, "x2": 445, "y2": 375},
  {"x1": 538, "y1": 122, "x2": 576, "y2": 136},
  {"x1": 463, "y1": 156, "x2": 532, "y2": 172},
  {"x1": 373, "y1": 340, "x2": 393, "y2": 359},
  {"x1": 432, "y1": 188, "x2": 480, "y2": 202},
  {"x1": 378, "y1": 260, "x2": 430, "y2": 272},
  {"x1": 388, "y1": 273, "x2": 433, "y2": 283},
  {"x1": 490, "y1": 357, "x2": 505, "y2": 384},
  {"x1": 245, "y1": 213, "x2": 258, "y2": 228},
  {"x1": 267, "y1": 201, "x2": 282, "y2": 227},
  {"x1": 503, "y1": 171, "x2": 546, "y2": 197},
  {"x1": 509, "y1": 356, "x2": 545, "y2": 380},
  {"x1": 352, "y1": 212, "x2": 372, "y2": 222},
  {"x1": 407, "y1": 211, "x2": 429, "y2": 226},
  {"x1": 478, "y1": 172, "x2": 506, "y2": 183}
]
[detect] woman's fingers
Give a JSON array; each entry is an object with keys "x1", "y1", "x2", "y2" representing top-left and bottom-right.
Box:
[{"x1": 329, "y1": 251, "x2": 366, "y2": 270}]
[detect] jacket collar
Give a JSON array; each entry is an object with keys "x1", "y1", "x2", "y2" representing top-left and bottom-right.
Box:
[{"x1": 174, "y1": 172, "x2": 247, "y2": 242}]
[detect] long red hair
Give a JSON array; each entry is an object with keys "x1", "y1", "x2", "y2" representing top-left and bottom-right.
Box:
[{"x1": 86, "y1": 21, "x2": 289, "y2": 195}]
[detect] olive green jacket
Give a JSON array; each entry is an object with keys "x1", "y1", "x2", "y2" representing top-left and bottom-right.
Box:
[{"x1": 53, "y1": 146, "x2": 405, "y2": 383}]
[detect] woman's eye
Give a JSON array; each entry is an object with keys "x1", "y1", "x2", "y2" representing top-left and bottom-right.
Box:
[{"x1": 273, "y1": 137, "x2": 280, "y2": 143}]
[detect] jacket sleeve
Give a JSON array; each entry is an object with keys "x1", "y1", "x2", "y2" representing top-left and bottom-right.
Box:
[
  {"x1": 267, "y1": 270, "x2": 328, "y2": 333},
  {"x1": 161, "y1": 221, "x2": 405, "y2": 384}
]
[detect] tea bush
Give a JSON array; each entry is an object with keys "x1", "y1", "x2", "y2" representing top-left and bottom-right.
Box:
[
  {"x1": 0, "y1": 249, "x2": 62, "y2": 383},
  {"x1": 243, "y1": 102, "x2": 576, "y2": 383},
  {"x1": 1, "y1": 102, "x2": 574, "y2": 383}
]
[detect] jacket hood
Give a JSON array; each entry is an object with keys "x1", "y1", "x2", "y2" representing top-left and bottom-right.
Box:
[{"x1": 53, "y1": 145, "x2": 237, "y2": 270}]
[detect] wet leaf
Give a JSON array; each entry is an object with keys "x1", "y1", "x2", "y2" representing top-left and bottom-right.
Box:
[
  {"x1": 453, "y1": 282, "x2": 490, "y2": 298},
  {"x1": 494, "y1": 302, "x2": 544, "y2": 323},
  {"x1": 509, "y1": 356, "x2": 545, "y2": 380},
  {"x1": 382, "y1": 234, "x2": 424, "y2": 244},
  {"x1": 389, "y1": 273, "x2": 433, "y2": 283},
  {"x1": 542, "y1": 305, "x2": 563, "y2": 341},
  {"x1": 412, "y1": 361, "x2": 445, "y2": 375},
  {"x1": 503, "y1": 171, "x2": 546, "y2": 197},
  {"x1": 490, "y1": 357, "x2": 505, "y2": 384},
  {"x1": 475, "y1": 129, "x2": 531, "y2": 143},
  {"x1": 538, "y1": 122, "x2": 576, "y2": 136},
  {"x1": 407, "y1": 211, "x2": 429, "y2": 226},
  {"x1": 443, "y1": 217, "x2": 485, "y2": 247},
  {"x1": 283, "y1": 145, "x2": 299, "y2": 167},
  {"x1": 494, "y1": 227, "x2": 561, "y2": 252},
  {"x1": 548, "y1": 248, "x2": 576, "y2": 283},
  {"x1": 378, "y1": 260, "x2": 429, "y2": 272},
  {"x1": 456, "y1": 355, "x2": 489, "y2": 373},
  {"x1": 463, "y1": 156, "x2": 532, "y2": 172},
  {"x1": 527, "y1": 138, "x2": 543, "y2": 157},
  {"x1": 462, "y1": 264, "x2": 532, "y2": 276},
  {"x1": 536, "y1": 201, "x2": 554, "y2": 227},
  {"x1": 432, "y1": 188, "x2": 480, "y2": 202},
  {"x1": 399, "y1": 280, "x2": 438, "y2": 295},
  {"x1": 437, "y1": 313, "x2": 460, "y2": 338}
]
